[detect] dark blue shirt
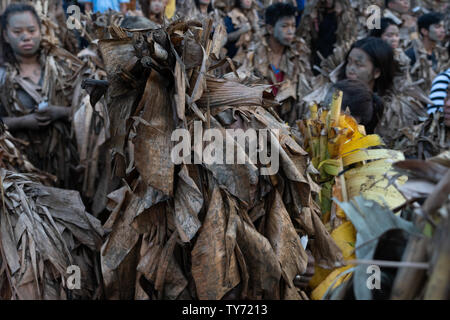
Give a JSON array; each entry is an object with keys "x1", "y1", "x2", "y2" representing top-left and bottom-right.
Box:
[{"x1": 224, "y1": 16, "x2": 239, "y2": 59}]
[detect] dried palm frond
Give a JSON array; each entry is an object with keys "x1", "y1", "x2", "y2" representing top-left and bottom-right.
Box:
[
  {"x1": 0, "y1": 169, "x2": 104, "y2": 300},
  {"x1": 0, "y1": 123, "x2": 55, "y2": 186},
  {"x1": 89, "y1": 17, "x2": 343, "y2": 300},
  {"x1": 197, "y1": 77, "x2": 271, "y2": 108},
  {"x1": 393, "y1": 112, "x2": 450, "y2": 159}
]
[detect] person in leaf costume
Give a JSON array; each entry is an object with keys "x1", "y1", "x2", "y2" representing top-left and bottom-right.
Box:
[
  {"x1": 138, "y1": 0, "x2": 166, "y2": 24},
  {"x1": 242, "y1": 2, "x2": 313, "y2": 125},
  {"x1": 0, "y1": 3, "x2": 82, "y2": 190},
  {"x1": 296, "y1": 0, "x2": 357, "y2": 74},
  {"x1": 369, "y1": 19, "x2": 432, "y2": 147},
  {"x1": 223, "y1": 0, "x2": 261, "y2": 65},
  {"x1": 86, "y1": 13, "x2": 345, "y2": 300},
  {"x1": 383, "y1": 0, "x2": 418, "y2": 49},
  {"x1": 336, "y1": 37, "x2": 430, "y2": 149},
  {"x1": 405, "y1": 12, "x2": 448, "y2": 92}
]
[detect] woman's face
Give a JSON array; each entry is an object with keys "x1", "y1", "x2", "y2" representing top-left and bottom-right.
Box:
[
  {"x1": 150, "y1": 0, "x2": 164, "y2": 14},
  {"x1": 240, "y1": 0, "x2": 253, "y2": 9},
  {"x1": 345, "y1": 48, "x2": 378, "y2": 90},
  {"x1": 381, "y1": 24, "x2": 400, "y2": 49},
  {"x1": 3, "y1": 12, "x2": 41, "y2": 58}
]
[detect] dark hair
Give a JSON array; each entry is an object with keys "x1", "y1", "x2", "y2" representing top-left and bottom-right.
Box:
[
  {"x1": 194, "y1": 0, "x2": 213, "y2": 13},
  {"x1": 369, "y1": 18, "x2": 397, "y2": 38},
  {"x1": 332, "y1": 79, "x2": 384, "y2": 133},
  {"x1": 384, "y1": 0, "x2": 395, "y2": 8},
  {"x1": 265, "y1": 2, "x2": 297, "y2": 26},
  {"x1": 417, "y1": 12, "x2": 443, "y2": 37},
  {"x1": 338, "y1": 37, "x2": 395, "y2": 96},
  {"x1": 0, "y1": 3, "x2": 41, "y2": 65}
]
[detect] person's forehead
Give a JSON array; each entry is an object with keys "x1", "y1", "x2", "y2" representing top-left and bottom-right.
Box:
[
  {"x1": 431, "y1": 21, "x2": 444, "y2": 28},
  {"x1": 276, "y1": 16, "x2": 296, "y2": 24},
  {"x1": 349, "y1": 48, "x2": 369, "y2": 60},
  {"x1": 385, "y1": 24, "x2": 399, "y2": 32},
  {"x1": 8, "y1": 12, "x2": 38, "y2": 27}
]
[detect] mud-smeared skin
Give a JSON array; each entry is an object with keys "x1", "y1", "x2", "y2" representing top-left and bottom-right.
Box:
[
  {"x1": 273, "y1": 16, "x2": 296, "y2": 47},
  {"x1": 4, "y1": 12, "x2": 41, "y2": 58},
  {"x1": 345, "y1": 48, "x2": 379, "y2": 91}
]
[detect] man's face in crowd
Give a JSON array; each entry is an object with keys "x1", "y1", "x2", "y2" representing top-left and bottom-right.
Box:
[
  {"x1": 240, "y1": 0, "x2": 252, "y2": 10},
  {"x1": 3, "y1": 12, "x2": 41, "y2": 58},
  {"x1": 428, "y1": 21, "x2": 446, "y2": 42},
  {"x1": 382, "y1": 24, "x2": 400, "y2": 49},
  {"x1": 150, "y1": 0, "x2": 164, "y2": 14},
  {"x1": 345, "y1": 48, "x2": 380, "y2": 89},
  {"x1": 273, "y1": 16, "x2": 296, "y2": 47},
  {"x1": 388, "y1": 0, "x2": 410, "y2": 14}
]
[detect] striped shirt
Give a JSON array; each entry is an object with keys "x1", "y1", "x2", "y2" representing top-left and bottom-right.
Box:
[{"x1": 428, "y1": 68, "x2": 450, "y2": 114}]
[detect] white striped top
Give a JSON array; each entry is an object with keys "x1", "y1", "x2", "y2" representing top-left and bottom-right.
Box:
[{"x1": 428, "y1": 68, "x2": 450, "y2": 114}]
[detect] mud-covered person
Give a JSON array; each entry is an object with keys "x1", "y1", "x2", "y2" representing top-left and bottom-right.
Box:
[
  {"x1": 338, "y1": 37, "x2": 400, "y2": 139},
  {"x1": 244, "y1": 3, "x2": 312, "y2": 124},
  {"x1": 383, "y1": 0, "x2": 417, "y2": 48},
  {"x1": 370, "y1": 17, "x2": 412, "y2": 71},
  {"x1": 192, "y1": 0, "x2": 213, "y2": 19},
  {"x1": 138, "y1": 0, "x2": 166, "y2": 24},
  {"x1": 0, "y1": 4, "x2": 80, "y2": 189},
  {"x1": 405, "y1": 12, "x2": 446, "y2": 73},
  {"x1": 223, "y1": 0, "x2": 260, "y2": 64},
  {"x1": 310, "y1": 0, "x2": 340, "y2": 75}
]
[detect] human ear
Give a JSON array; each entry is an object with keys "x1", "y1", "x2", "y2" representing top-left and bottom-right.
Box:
[
  {"x1": 374, "y1": 68, "x2": 381, "y2": 80},
  {"x1": 3, "y1": 30, "x2": 10, "y2": 44},
  {"x1": 420, "y1": 27, "x2": 428, "y2": 38}
]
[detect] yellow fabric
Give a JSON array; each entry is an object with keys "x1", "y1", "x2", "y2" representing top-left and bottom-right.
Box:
[{"x1": 165, "y1": 0, "x2": 176, "y2": 18}]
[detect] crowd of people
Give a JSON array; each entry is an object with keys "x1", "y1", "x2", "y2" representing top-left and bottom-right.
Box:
[
  {"x1": 0, "y1": 0, "x2": 449, "y2": 300},
  {"x1": 1, "y1": 1, "x2": 448, "y2": 176}
]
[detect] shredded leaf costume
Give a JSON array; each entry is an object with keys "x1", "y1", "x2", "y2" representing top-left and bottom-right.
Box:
[{"x1": 0, "y1": 41, "x2": 83, "y2": 189}]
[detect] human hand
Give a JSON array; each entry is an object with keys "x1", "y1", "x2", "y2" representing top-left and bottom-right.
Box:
[
  {"x1": 240, "y1": 23, "x2": 251, "y2": 35},
  {"x1": 35, "y1": 105, "x2": 69, "y2": 122},
  {"x1": 294, "y1": 249, "x2": 315, "y2": 289},
  {"x1": 21, "y1": 113, "x2": 51, "y2": 130}
]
